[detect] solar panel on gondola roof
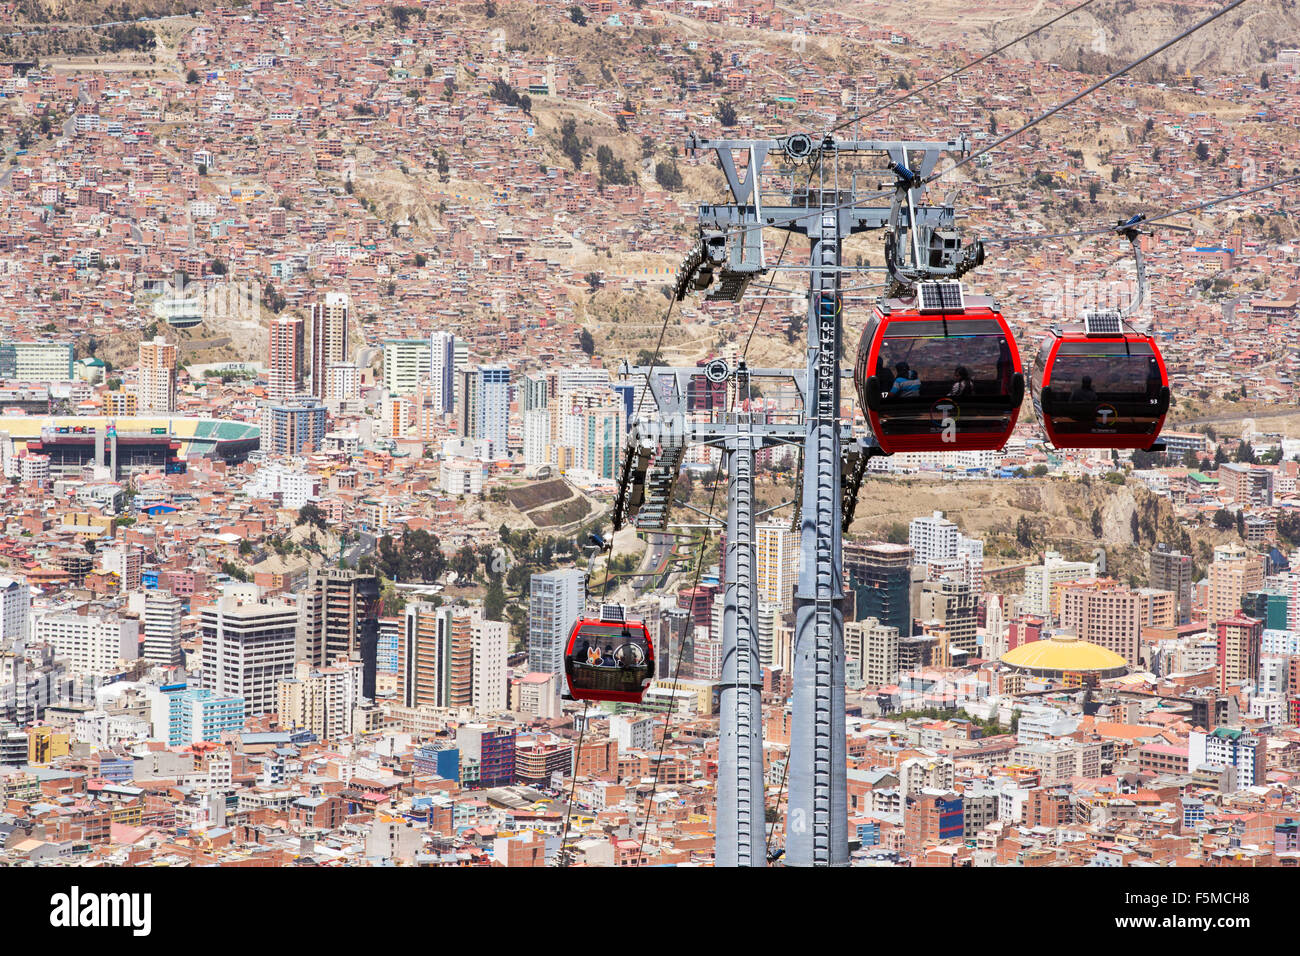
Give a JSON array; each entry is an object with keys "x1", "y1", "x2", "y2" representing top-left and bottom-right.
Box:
[
  {"x1": 1083, "y1": 310, "x2": 1123, "y2": 336},
  {"x1": 917, "y1": 281, "x2": 965, "y2": 313}
]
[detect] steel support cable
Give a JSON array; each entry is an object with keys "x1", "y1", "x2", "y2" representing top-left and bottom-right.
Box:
[
  {"x1": 766, "y1": 744, "x2": 791, "y2": 859},
  {"x1": 926, "y1": 0, "x2": 1253, "y2": 185},
  {"x1": 679, "y1": 0, "x2": 1250, "y2": 244},
  {"x1": 560, "y1": 701, "x2": 589, "y2": 867},
  {"x1": 566, "y1": 199, "x2": 686, "y2": 861},
  {"x1": 985, "y1": 172, "x2": 1300, "y2": 245},
  {"x1": 633, "y1": 467, "x2": 722, "y2": 863},
  {"x1": 826, "y1": 0, "x2": 1103, "y2": 136},
  {"x1": 634, "y1": 159, "x2": 818, "y2": 865}
]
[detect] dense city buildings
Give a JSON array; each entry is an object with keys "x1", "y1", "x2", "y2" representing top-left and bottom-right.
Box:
[{"x1": 0, "y1": 0, "x2": 1297, "y2": 872}]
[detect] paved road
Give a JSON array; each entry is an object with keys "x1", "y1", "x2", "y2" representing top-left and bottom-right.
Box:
[
  {"x1": 629, "y1": 531, "x2": 675, "y2": 595},
  {"x1": 343, "y1": 530, "x2": 377, "y2": 568}
]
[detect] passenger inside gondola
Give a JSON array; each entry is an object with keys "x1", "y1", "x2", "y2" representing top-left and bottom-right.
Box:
[
  {"x1": 949, "y1": 366, "x2": 974, "y2": 398},
  {"x1": 855, "y1": 305, "x2": 1023, "y2": 453},
  {"x1": 1070, "y1": 376, "x2": 1098, "y2": 403},
  {"x1": 1038, "y1": 339, "x2": 1167, "y2": 440}
]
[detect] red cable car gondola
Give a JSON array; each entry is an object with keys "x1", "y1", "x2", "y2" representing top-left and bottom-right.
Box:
[
  {"x1": 854, "y1": 281, "x2": 1024, "y2": 454},
  {"x1": 563, "y1": 604, "x2": 655, "y2": 704},
  {"x1": 1030, "y1": 317, "x2": 1170, "y2": 450}
]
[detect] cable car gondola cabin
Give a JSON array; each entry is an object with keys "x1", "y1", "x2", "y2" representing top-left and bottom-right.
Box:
[
  {"x1": 1030, "y1": 314, "x2": 1170, "y2": 450},
  {"x1": 855, "y1": 281, "x2": 1024, "y2": 454},
  {"x1": 563, "y1": 605, "x2": 655, "y2": 704}
]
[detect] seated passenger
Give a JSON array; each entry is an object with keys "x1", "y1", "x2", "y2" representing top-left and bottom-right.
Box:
[
  {"x1": 889, "y1": 364, "x2": 921, "y2": 399},
  {"x1": 1070, "y1": 375, "x2": 1099, "y2": 403},
  {"x1": 949, "y1": 366, "x2": 974, "y2": 398},
  {"x1": 875, "y1": 357, "x2": 896, "y2": 394}
]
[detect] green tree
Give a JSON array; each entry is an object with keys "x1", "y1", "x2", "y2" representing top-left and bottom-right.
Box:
[
  {"x1": 186, "y1": 69, "x2": 199, "y2": 84},
  {"x1": 453, "y1": 545, "x2": 479, "y2": 583},
  {"x1": 484, "y1": 576, "x2": 507, "y2": 620},
  {"x1": 655, "y1": 160, "x2": 683, "y2": 191},
  {"x1": 558, "y1": 118, "x2": 585, "y2": 169},
  {"x1": 716, "y1": 101, "x2": 737, "y2": 127},
  {"x1": 297, "y1": 502, "x2": 327, "y2": 531}
]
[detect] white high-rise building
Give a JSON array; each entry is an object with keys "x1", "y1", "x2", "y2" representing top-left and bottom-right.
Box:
[
  {"x1": 460, "y1": 365, "x2": 511, "y2": 458},
  {"x1": 1289, "y1": 573, "x2": 1300, "y2": 632},
  {"x1": 479, "y1": 365, "x2": 510, "y2": 456},
  {"x1": 906, "y1": 512, "x2": 985, "y2": 593},
  {"x1": 277, "y1": 658, "x2": 364, "y2": 741},
  {"x1": 909, "y1": 511, "x2": 961, "y2": 566},
  {"x1": 471, "y1": 618, "x2": 509, "y2": 714},
  {"x1": 430, "y1": 331, "x2": 456, "y2": 414},
  {"x1": 34, "y1": 612, "x2": 139, "y2": 677},
  {"x1": 200, "y1": 594, "x2": 298, "y2": 720},
  {"x1": 983, "y1": 593, "x2": 1006, "y2": 660},
  {"x1": 143, "y1": 590, "x2": 184, "y2": 666},
  {"x1": 757, "y1": 601, "x2": 780, "y2": 668},
  {"x1": 523, "y1": 407, "x2": 551, "y2": 467},
  {"x1": 102, "y1": 544, "x2": 144, "y2": 593},
  {"x1": 610, "y1": 713, "x2": 656, "y2": 752},
  {"x1": 845, "y1": 616, "x2": 900, "y2": 687},
  {"x1": 1023, "y1": 551, "x2": 1099, "y2": 624},
  {"x1": 693, "y1": 625, "x2": 723, "y2": 681},
  {"x1": 0, "y1": 576, "x2": 30, "y2": 644},
  {"x1": 527, "y1": 569, "x2": 586, "y2": 678},
  {"x1": 1189, "y1": 728, "x2": 1264, "y2": 791},
  {"x1": 382, "y1": 338, "x2": 432, "y2": 396},
  {"x1": 325, "y1": 362, "x2": 360, "y2": 403}
]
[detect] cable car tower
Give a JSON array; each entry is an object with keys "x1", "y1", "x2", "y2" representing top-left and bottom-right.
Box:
[{"x1": 614, "y1": 133, "x2": 971, "y2": 866}]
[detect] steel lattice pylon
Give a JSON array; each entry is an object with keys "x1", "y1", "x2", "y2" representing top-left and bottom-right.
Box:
[{"x1": 615, "y1": 134, "x2": 968, "y2": 866}]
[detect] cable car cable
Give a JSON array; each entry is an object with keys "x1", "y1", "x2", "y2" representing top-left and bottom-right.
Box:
[
  {"x1": 986, "y1": 172, "x2": 1300, "y2": 245},
  {"x1": 765, "y1": 749, "x2": 790, "y2": 860},
  {"x1": 634, "y1": 160, "x2": 821, "y2": 864},
  {"x1": 690, "y1": 0, "x2": 1251, "y2": 248},
  {"x1": 825, "y1": 0, "x2": 1103, "y2": 136},
  {"x1": 559, "y1": 701, "x2": 589, "y2": 867},
  {"x1": 926, "y1": 0, "x2": 1253, "y2": 185}
]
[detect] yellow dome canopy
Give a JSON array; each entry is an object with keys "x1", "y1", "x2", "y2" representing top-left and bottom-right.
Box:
[{"x1": 1000, "y1": 632, "x2": 1128, "y2": 677}]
